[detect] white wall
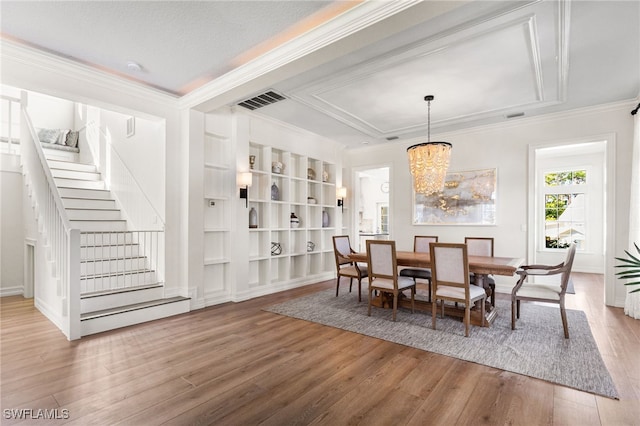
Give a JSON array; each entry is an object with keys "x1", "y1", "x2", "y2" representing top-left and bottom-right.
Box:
[
  {"x1": 98, "y1": 109, "x2": 166, "y2": 222},
  {"x1": 0, "y1": 153, "x2": 24, "y2": 295},
  {"x1": 27, "y1": 91, "x2": 75, "y2": 130},
  {"x1": 346, "y1": 102, "x2": 634, "y2": 307}
]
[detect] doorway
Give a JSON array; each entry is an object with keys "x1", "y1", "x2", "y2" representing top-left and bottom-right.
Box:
[
  {"x1": 531, "y1": 141, "x2": 607, "y2": 273},
  {"x1": 355, "y1": 166, "x2": 390, "y2": 251},
  {"x1": 24, "y1": 241, "x2": 35, "y2": 298}
]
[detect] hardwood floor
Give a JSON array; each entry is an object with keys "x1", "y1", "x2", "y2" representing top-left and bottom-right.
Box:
[{"x1": 1, "y1": 273, "x2": 639, "y2": 425}]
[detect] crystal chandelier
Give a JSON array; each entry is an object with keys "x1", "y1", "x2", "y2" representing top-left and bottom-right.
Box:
[{"x1": 407, "y1": 95, "x2": 452, "y2": 195}]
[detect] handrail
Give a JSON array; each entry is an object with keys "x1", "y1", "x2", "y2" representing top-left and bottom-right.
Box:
[
  {"x1": 22, "y1": 107, "x2": 73, "y2": 230},
  {"x1": 20, "y1": 93, "x2": 81, "y2": 339},
  {"x1": 84, "y1": 121, "x2": 165, "y2": 228}
]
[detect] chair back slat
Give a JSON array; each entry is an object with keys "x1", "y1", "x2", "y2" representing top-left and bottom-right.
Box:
[
  {"x1": 414, "y1": 236, "x2": 438, "y2": 253},
  {"x1": 431, "y1": 244, "x2": 469, "y2": 290},
  {"x1": 333, "y1": 235, "x2": 353, "y2": 267},
  {"x1": 366, "y1": 240, "x2": 397, "y2": 279},
  {"x1": 465, "y1": 237, "x2": 494, "y2": 257}
]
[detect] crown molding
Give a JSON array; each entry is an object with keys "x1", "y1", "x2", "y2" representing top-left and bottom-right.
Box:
[
  {"x1": 432, "y1": 99, "x2": 637, "y2": 140},
  {"x1": 178, "y1": 0, "x2": 427, "y2": 111},
  {"x1": 1, "y1": 39, "x2": 177, "y2": 115}
]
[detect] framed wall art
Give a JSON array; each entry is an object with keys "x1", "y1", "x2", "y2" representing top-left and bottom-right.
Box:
[{"x1": 412, "y1": 168, "x2": 497, "y2": 225}]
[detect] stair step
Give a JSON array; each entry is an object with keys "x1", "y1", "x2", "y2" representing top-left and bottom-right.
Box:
[
  {"x1": 58, "y1": 187, "x2": 112, "y2": 200},
  {"x1": 67, "y1": 208, "x2": 122, "y2": 221},
  {"x1": 81, "y1": 283, "x2": 164, "y2": 313},
  {"x1": 80, "y1": 296, "x2": 190, "y2": 336},
  {"x1": 62, "y1": 197, "x2": 117, "y2": 209},
  {"x1": 71, "y1": 219, "x2": 127, "y2": 232},
  {"x1": 81, "y1": 256, "x2": 147, "y2": 275},
  {"x1": 43, "y1": 149, "x2": 78, "y2": 162},
  {"x1": 51, "y1": 168, "x2": 102, "y2": 181},
  {"x1": 80, "y1": 269, "x2": 157, "y2": 291},
  {"x1": 47, "y1": 159, "x2": 96, "y2": 173},
  {"x1": 80, "y1": 232, "x2": 135, "y2": 245},
  {"x1": 81, "y1": 243, "x2": 139, "y2": 258},
  {"x1": 54, "y1": 177, "x2": 105, "y2": 190}
]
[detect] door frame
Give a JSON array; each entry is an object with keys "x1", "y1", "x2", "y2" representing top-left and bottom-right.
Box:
[{"x1": 527, "y1": 133, "x2": 616, "y2": 305}]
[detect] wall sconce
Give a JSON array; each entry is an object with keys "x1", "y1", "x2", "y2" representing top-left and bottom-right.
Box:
[
  {"x1": 337, "y1": 187, "x2": 347, "y2": 212},
  {"x1": 238, "y1": 172, "x2": 252, "y2": 208}
]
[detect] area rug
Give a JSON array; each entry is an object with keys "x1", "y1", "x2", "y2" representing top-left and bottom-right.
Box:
[{"x1": 265, "y1": 289, "x2": 618, "y2": 399}]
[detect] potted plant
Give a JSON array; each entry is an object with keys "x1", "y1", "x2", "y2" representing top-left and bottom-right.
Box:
[{"x1": 616, "y1": 242, "x2": 640, "y2": 293}]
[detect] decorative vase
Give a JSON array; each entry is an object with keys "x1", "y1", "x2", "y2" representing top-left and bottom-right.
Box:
[
  {"x1": 307, "y1": 241, "x2": 315, "y2": 252},
  {"x1": 307, "y1": 168, "x2": 316, "y2": 180},
  {"x1": 249, "y1": 207, "x2": 258, "y2": 228},
  {"x1": 290, "y1": 212, "x2": 300, "y2": 228},
  {"x1": 271, "y1": 182, "x2": 280, "y2": 201},
  {"x1": 271, "y1": 242, "x2": 282, "y2": 256},
  {"x1": 322, "y1": 210, "x2": 329, "y2": 227},
  {"x1": 272, "y1": 161, "x2": 284, "y2": 174},
  {"x1": 307, "y1": 196, "x2": 316, "y2": 204},
  {"x1": 249, "y1": 155, "x2": 256, "y2": 170},
  {"x1": 322, "y1": 170, "x2": 329, "y2": 182}
]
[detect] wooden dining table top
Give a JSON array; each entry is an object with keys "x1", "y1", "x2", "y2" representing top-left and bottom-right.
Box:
[{"x1": 348, "y1": 251, "x2": 524, "y2": 277}]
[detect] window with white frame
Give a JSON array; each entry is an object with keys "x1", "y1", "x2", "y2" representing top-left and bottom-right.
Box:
[{"x1": 542, "y1": 169, "x2": 587, "y2": 250}]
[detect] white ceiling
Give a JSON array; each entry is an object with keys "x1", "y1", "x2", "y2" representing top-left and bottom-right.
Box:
[{"x1": 1, "y1": 1, "x2": 638, "y2": 149}]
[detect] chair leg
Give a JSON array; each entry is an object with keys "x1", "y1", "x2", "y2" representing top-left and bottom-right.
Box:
[
  {"x1": 392, "y1": 292, "x2": 398, "y2": 321},
  {"x1": 560, "y1": 302, "x2": 569, "y2": 339},
  {"x1": 516, "y1": 300, "x2": 521, "y2": 319},
  {"x1": 432, "y1": 299, "x2": 437, "y2": 330},
  {"x1": 335, "y1": 276, "x2": 340, "y2": 297},
  {"x1": 464, "y1": 305, "x2": 470, "y2": 337},
  {"x1": 357, "y1": 278, "x2": 362, "y2": 302},
  {"x1": 481, "y1": 297, "x2": 486, "y2": 327},
  {"x1": 427, "y1": 278, "x2": 432, "y2": 302},
  {"x1": 511, "y1": 297, "x2": 517, "y2": 330},
  {"x1": 349, "y1": 277, "x2": 353, "y2": 292},
  {"x1": 489, "y1": 283, "x2": 496, "y2": 307},
  {"x1": 411, "y1": 287, "x2": 415, "y2": 314},
  {"x1": 368, "y1": 288, "x2": 372, "y2": 317}
]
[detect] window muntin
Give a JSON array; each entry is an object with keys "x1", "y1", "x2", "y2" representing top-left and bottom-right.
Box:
[{"x1": 543, "y1": 170, "x2": 586, "y2": 250}]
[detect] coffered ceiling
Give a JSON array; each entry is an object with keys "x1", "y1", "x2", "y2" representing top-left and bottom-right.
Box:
[{"x1": 1, "y1": 1, "x2": 638, "y2": 149}]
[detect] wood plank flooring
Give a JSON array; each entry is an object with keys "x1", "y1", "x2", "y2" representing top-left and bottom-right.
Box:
[{"x1": 1, "y1": 272, "x2": 639, "y2": 425}]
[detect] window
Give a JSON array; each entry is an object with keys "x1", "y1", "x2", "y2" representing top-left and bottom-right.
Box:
[
  {"x1": 378, "y1": 203, "x2": 389, "y2": 234},
  {"x1": 543, "y1": 169, "x2": 586, "y2": 249}
]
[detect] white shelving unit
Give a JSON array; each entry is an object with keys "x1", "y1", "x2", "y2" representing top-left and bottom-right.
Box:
[
  {"x1": 203, "y1": 127, "x2": 232, "y2": 293},
  {"x1": 247, "y1": 141, "x2": 337, "y2": 289}
]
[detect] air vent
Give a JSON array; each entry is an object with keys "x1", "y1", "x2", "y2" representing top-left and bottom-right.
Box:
[
  {"x1": 506, "y1": 112, "x2": 525, "y2": 119},
  {"x1": 237, "y1": 91, "x2": 286, "y2": 110},
  {"x1": 386, "y1": 136, "x2": 399, "y2": 141}
]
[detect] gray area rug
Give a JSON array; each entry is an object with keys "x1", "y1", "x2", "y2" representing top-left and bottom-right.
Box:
[{"x1": 265, "y1": 289, "x2": 618, "y2": 399}]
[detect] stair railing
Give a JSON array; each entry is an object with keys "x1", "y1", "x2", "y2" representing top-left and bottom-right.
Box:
[
  {"x1": 19, "y1": 93, "x2": 81, "y2": 340},
  {"x1": 80, "y1": 230, "x2": 163, "y2": 294},
  {"x1": 83, "y1": 121, "x2": 165, "y2": 285}
]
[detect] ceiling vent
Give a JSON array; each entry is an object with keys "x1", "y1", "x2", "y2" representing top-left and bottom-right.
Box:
[
  {"x1": 237, "y1": 90, "x2": 286, "y2": 110},
  {"x1": 506, "y1": 112, "x2": 525, "y2": 119}
]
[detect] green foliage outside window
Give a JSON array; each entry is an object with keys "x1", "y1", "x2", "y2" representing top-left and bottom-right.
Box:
[{"x1": 545, "y1": 170, "x2": 587, "y2": 186}]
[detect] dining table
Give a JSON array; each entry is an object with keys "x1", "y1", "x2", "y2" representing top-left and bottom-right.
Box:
[{"x1": 348, "y1": 250, "x2": 524, "y2": 326}]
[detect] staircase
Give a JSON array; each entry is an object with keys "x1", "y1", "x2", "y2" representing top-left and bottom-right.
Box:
[{"x1": 44, "y1": 147, "x2": 189, "y2": 336}]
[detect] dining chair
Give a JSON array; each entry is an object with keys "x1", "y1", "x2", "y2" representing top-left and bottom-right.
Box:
[
  {"x1": 332, "y1": 235, "x2": 368, "y2": 302},
  {"x1": 511, "y1": 243, "x2": 577, "y2": 338},
  {"x1": 366, "y1": 239, "x2": 415, "y2": 321},
  {"x1": 399, "y1": 236, "x2": 438, "y2": 301},
  {"x1": 430, "y1": 242, "x2": 486, "y2": 337},
  {"x1": 465, "y1": 237, "x2": 497, "y2": 307}
]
